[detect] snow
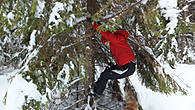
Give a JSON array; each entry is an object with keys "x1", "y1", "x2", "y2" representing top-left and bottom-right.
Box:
[
  {"x1": 66, "y1": 14, "x2": 75, "y2": 27},
  {"x1": 0, "y1": 75, "x2": 9, "y2": 110},
  {"x1": 118, "y1": 79, "x2": 126, "y2": 99},
  {"x1": 129, "y1": 64, "x2": 195, "y2": 110},
  {"x1": 1, "y1": 64, "x2": 195, "y2": 110},
  {"x1": 0, "y1": 69, "x2": 49, "y2": 110},
  {"x1": 57, "y1": 64, "x2": 70, "y2": 85},
  {"x1": 7, "y1": 12, "x2": 14, "y2": 24},
  {"x1": 19, "y1": 48, "x2": 40, "y2": 72},
  {"x1": 67, "y1": 5, "x2": 73, "y2": 12},
  {"x1": 49, "y1": 2, "x2": 65, "y2": 28},
  {"x1": 158, "y1": 0, "x2": 181, "y2": 34},
  {"x1": 1, "y1": 0, "x2": 195, "y2": 109},
  {"x1": 5, "y1": 74, "x2": 44, "y2": 110},
  {"x1": 48, "y1": 1, "x2": 76, "y2": 28},
  {"x1": 140, "y1": 0, "x2": 148, "y2": 4},
  {"x1": 28, "y1": 30, "x2": 37, "y2": 51},
  {"x1": 35, "y1": 0, "x2": 45, "y2": 18}
]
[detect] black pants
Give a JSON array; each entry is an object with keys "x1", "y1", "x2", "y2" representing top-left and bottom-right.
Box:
[{"x1": 94, "y1": 62, "x2": 136, "y2": 95}]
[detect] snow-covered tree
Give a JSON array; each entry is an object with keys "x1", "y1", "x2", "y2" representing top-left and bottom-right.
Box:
[{"x1": 0, "y1": 0, "x2": 195, "y2": 109}]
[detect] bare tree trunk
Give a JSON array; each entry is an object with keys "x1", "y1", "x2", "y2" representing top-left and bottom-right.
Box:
[
  {"x1": 183, "y1": 0, "x2": 188, "y2": 20},
  {"x1": 84, "y1": 0, "x2": 99, "y2": 107},
  {"x1": 181, "y1": 0, "x2": 188, "y2": 58}
]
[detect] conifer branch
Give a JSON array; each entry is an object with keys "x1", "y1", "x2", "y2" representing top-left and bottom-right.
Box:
[
  {"x1": 101, "y1": 0, "x2": 143, "y2": 22},
  {"x1": 74, "y1": 0, "x2": 142, "y2": 25}
]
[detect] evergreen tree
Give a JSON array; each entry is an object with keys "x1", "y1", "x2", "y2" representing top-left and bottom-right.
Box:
[{"x1": 0, "y1": 0, "x2": 195, "y2": 109}]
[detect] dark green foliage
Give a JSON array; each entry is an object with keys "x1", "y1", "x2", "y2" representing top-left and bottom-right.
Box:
[
  {"x1": 23, "y1": 97, "x2": 42, "y2": 110},
  {"x1": 1, "y1": 0, "x2": 195, "y2": 109},
  {"x1": 136, "y1": 49, "x2": 187, "y2": 94}
]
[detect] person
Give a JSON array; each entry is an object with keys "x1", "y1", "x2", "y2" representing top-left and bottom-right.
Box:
[{"x1": 92, "y1": 22, "x2": 136, "y2": 97}]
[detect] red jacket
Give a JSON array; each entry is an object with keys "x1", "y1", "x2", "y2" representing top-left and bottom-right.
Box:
[{"x1": 93, "y1": 22, "x2": 136, "y2": 66}]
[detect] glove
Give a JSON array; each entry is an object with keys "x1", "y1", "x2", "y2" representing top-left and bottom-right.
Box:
[
  {"x1": 97, "y1": 21, "x2": 102, "y2": 25},
  {"x1": 108, "y1": 62, "x2": 117, "y2": 70},
  {"x1": 108, "y1": 62, "x2": 114, "y2": 67}
]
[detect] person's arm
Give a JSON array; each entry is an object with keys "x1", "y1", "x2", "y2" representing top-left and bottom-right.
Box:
[{"x1": 93, "y1": 22, "x2": 118, "y2": 43}]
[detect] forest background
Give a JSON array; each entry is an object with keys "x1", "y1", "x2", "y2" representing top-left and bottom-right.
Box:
[{"x1": 0, "y1": 0, "x2": 195, "y2": 109}]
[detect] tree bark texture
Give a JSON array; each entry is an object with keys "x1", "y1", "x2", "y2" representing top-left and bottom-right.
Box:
[
  {"x1": 181, "y1": 0, "x2": 189, "y2": 58},
  {"x1": 125, "y1": 78, "x2": 140, "y2": 110},
  {"x1": 84, "y1": 0, "x2": 99, "y2": 106}
]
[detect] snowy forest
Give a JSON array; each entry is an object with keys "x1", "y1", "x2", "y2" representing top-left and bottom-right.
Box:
[{"x1": 0, "y1": 0, "x2": 195, "y2": 110}]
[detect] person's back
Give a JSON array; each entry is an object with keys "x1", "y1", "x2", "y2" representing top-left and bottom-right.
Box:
[
  {"x1": 92, "y1": 22, "x2": 136, "y2": 97},
  {"x1": 110, "y1": 30, "x2": 136, "y2": 66}
]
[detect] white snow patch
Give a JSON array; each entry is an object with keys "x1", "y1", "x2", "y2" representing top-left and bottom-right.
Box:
[
  {"x1": 0, "y1": 75, "x2": 9, "y2": 110},
  {"x1": 19, "y1": 48, "x2": 40, "y2": 72},
  {"x1": 81, "y1": 65, "x2": 85, "y2": 77},
  {"x1": 118, "y1": 79, "x2": 126, "y2": 99},
  {"x1": 140, "y1": 0, "x2": 148, "y2": 4},
  {"x1": 35, "y1": 0, "x2": 45, "y2": 18},
  {"x1": 28, "y1": 30, "x2": 37, "y2": 51},
  {"x1": 158, "y1": 0, "x2": 181, "y2": 34},
  {"x1": 130, "y1": 64, "x2": 195, "y2": 110},
  {"x1": 4, "y1": 74, "x2": 47, "y2": 110},
  {"x1": 66, "y1": 14, "x2": 75, "y2": 27},
  {"x1": 159, "y1": 0, "x2": 177, "y2": 8},
  {"x1": 7, "y1": 12, "x2": 14, "y2": 24},
  {"x1": 57, "y1": 64, "x2": 70, "y2": 85},
  {"x1": 67, "y1": 5, "x2": 73, "y2": 12},
  {"x1": 69, "y1": 0, "x2": 74, "y2": 4},
  {"x1": 49, "y1": 2, "x2": 65, "y2": 28}
]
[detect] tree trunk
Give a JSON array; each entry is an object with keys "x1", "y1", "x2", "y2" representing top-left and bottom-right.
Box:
[
  {"x1": 181, "y1": 0, "x2": 189, "y2": 59},
  {"x1": 125, "y1": 78, "x2": 142, "y2": 110},
  {"x1": 84, "y1": 0, "x2": 99, "y2": 107}
]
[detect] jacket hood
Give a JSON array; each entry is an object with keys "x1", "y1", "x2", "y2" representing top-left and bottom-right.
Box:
[{"x1": 114, "y1": 30, "x2": 129, "y2": 38}]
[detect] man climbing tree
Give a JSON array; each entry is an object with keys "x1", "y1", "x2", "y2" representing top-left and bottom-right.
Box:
[{"x1": 91, "y1": 22, "x2": 136, "y2": 97}]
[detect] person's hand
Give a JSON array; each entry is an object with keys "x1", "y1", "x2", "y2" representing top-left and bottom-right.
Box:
[
  {"x1": 108, "y1": 62, "x2": 116, "y2": 70},
  {"x1": 93, "y1": 22, "x2": 99, "y2": 30},
  {"x1": 97, "y1": 21, "x2": 102, "y2": 25}
]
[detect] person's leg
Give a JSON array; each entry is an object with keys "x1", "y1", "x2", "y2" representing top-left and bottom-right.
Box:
[
  {"x1": 94, "y1": 62, "x2": 135, "y2": 95},
  {"x1": 110, "y1": 62, "x2": 136, "y2": 79},
  {"x1": 94, "y1": 68, "x2": 111, "y2": 96}
]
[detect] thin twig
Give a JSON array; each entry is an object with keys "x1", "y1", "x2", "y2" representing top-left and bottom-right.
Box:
[
  {"x1": 64, "y1": 98, "x2": 86, "y2": 110},
  {"x1": 102, "y1": 0, "x2": 143, "y2": 22}
]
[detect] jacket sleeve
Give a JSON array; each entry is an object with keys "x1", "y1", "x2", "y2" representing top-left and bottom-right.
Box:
[{"x1": 93, "y1": 22, "x2": 118, "y2": 43}]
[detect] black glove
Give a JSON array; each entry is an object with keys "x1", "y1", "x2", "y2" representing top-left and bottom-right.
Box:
[
  {"x1": 97, "y1": 21, "x2": 102, "y2": 25},
  {"x1": 108, "y1": 62, "x2": 117, "y2": 70},
  {"x1": 108, "y1": 62, "x2": 114, "y2": 67}
]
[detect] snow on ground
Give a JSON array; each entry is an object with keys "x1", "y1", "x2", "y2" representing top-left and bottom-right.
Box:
[
  {"x1": 1, "y1": 64, "x2": 195, "y2": 110},
  {"x1": 130, "y1": 64, "x2": 195, "y2": 110},
  {"x1": 0, "y1": 69, "x2": 48, "y2": 110},
  {"x1": 0, "y1": 75, "x2": 9, "y2": 110}
]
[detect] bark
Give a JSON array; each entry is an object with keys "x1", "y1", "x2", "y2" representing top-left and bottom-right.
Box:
[
  {"x1": 181, "y1": 0, "x2": 189, "y2": 58},
  {"x1": 125, "y1": 78, "x2": 140, "y2": 110},
  {"x1": 84, "y1": 0, "x2": 99, "y2": 107}
]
